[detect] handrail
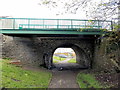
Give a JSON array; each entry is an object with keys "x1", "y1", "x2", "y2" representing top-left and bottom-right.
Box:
[
  {"x1": 0, "y1": 18, "x2": 113, "y2": 30},
  {"x1": 0, "y1": 17, "x2": 112, "y2": 22}
]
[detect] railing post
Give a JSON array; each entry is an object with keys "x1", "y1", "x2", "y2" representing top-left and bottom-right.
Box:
[
  {"x1": 111, "y1": 21, "x2": 113, "y2": 31},
  {"x1": 85, "y1": 21, "x2": 86, "y2": 28},
  {"x1": 71, "y1": 20, "x2": 73, "y2": 28},
  {"x1": 98, "y1": 20, "x2": 100, "y2": 29},
  {"x1": 43, "y1": 19, "x2": 44, "y2": 29},
  {"x1": 57, "y1": 19, "x2": 59, "y2": 29},
  {"x1": 13, "y1": 19, "x2": 15, "y2": 29},
  {"x1": 28, "y1": 19, "x2": 30, "y2": 29}
]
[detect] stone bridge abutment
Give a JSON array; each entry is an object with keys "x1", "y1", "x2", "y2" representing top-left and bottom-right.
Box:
[{"x1": 2, "y1": 35, "x2": 95, "y2": 69}]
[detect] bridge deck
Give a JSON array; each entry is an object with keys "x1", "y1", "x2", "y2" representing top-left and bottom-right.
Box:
[{"x1": 0, "y1": 18, "x2": 113, "y2": 35}]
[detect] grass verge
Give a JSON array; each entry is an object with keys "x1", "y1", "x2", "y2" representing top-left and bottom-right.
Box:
[
  {"x1": 77, "y1": 72, "x2": 105, "y2": 88},
  {"x1": 53, "y1": 56, "x2": 66, "y2": 61},
  {"x1": 53, "y1": 60, "x2": 59, "y2": 63},
  {"x1": 0, "y1": 59, "x2": 52, "y2": 88},
  {"x1": 68, "y1": 58, "x2": 76, "y2": 63}
]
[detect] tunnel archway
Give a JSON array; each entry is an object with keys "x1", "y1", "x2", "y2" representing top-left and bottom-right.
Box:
[
  {"x1": 50, "y1": 43, "x2": 90, "y2": 70},
  {"x1": 52, "y1": 48, "x2": 77, "y2": 67}
]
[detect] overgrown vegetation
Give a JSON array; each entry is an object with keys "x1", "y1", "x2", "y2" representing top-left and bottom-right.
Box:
[
  {"x1": 0, "y1": 59, "x2": 52, "y2": 88},
  {"x1": 77, "y1": 73, "x2": 108, "y2": 88},
  {"x1": 103, "y1": 31, "x2": 120, "y2": 72}
]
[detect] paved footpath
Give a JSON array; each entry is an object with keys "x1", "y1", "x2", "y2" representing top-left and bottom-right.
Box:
[
  {"x1": 48, "y1": 70, "x2": 80, "y2": 88},
  {"x1": 23, "y1": 60, "x2": 81, "y2": 89}
]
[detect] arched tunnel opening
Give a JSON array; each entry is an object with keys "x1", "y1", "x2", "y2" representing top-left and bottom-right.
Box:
[
  {"x1": 50, "y1": 44, "x2": 90, "y2": 70},
  {"x1": 52, "y1": 48, "x2": 77, "y2": 69}
]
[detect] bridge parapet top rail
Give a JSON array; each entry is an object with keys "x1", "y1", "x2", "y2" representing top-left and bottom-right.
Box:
[{"x1": 0, "y1": 18, "x2": 113, "y2": 31}]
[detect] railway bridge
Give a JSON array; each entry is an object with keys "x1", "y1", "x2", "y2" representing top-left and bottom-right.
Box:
[{"x1": 0, "y1": 18, "x2": 113, "y2": 69}]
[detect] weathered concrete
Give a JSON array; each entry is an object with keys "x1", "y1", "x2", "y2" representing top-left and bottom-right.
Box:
[{"x1": 2, "y1": 35, "x2": 95, "y2": 69}]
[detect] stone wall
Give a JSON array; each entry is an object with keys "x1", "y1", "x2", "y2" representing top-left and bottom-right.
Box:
[
  {"x1": 2, "y1": 35, "x2": 95, "y2": 69},
  {"x1": 0, "y1": 34, "x2": 2, "y2": 59},
  {"x1": 2, "y1": 33, "x2": 119, "y2": 72},
  {"x1": 2, "y1": 34, "x2": 120, "y2": 72},
  {"x1": 2, "y1": 36, "x2": 44, "y2": 66}
]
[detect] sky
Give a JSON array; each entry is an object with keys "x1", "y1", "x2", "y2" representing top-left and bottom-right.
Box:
[
  {"x1": 54, "y1": 48, "x2": 74, "y2": 53},
  {"x1": 0, "y1": 0, "x2": 87, "y2": 52},
  {"x1": 0, "y1": 0, "x2": 114, "y2": 19},
  {"x1": 0, "y1": 0, "x2": 87, "y2": 19},
  {"x1": 0, "y1": 0, "x2": 113, "y2": 52}
]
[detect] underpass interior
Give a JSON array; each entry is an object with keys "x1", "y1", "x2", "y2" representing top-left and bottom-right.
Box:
[{"x1": 51, "y1": 44, "x2": 90, "y2": 70}]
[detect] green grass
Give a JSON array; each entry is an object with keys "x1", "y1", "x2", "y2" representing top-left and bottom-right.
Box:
[
  {"x1": 77, "y1": 73, "x2": 103, "y2": 88},
  {"x1": 0, "y1": 59, "x2": 52, "y2": 88},
  {"x1": 53, "y1": 60, "x2": 59, "y2": 63},
  {"x1": 2, "y1": 58, "x2": 12, "y2": 60},
  {"x1": 68, "y1": 58, "x2": 76, "y2": 63},
  {"x1": 53, "y1": 56, "x2": 66, "y2": 61}
]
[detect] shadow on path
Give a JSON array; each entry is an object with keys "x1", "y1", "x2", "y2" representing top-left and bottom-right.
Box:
[
  {"x1": 48, "y1": 62, "x2": 85, "y2": 88},
  {"x1": 48, "y1": 70, "x2": 80, "y2": 88}
]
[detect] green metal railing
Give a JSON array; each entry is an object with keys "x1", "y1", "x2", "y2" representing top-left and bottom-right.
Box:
[{"x1": 0, "y1": 18, "x2": 113, "y2": 30}]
